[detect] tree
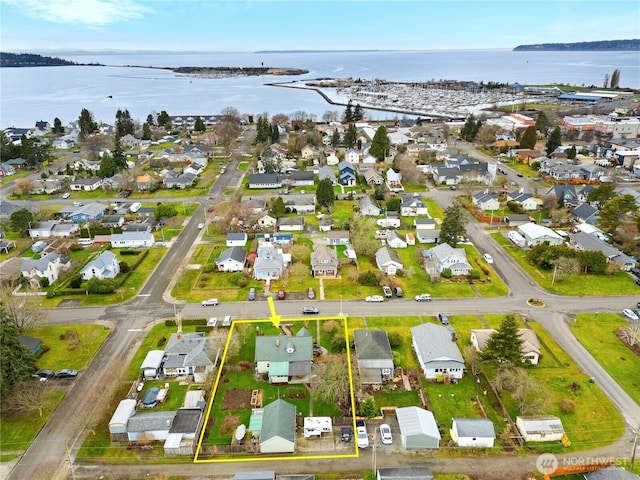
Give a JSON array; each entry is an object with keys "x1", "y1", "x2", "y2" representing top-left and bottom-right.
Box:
[
  {"x1": 610, "y1": 68, "x2": 621, "y2": 89},
  {"x1": 353, "y1": 103, "x2": 365, "y2": 122},
  {"x1": 316, "y1": 178, "x2": 335, "y2": 210},
  {"x1": 460, "y1": 114, "x2": 481, "y2": 142},
  {"x1": 359, "y1": 397, "x2": 380, "y2": 418},
  {"x1": 331, "y1": 130, "x2": 341, "y2": 147},
  {"x1": 550, "y1": 256, "x2": 580, "y2": 282},
  {"x1": 545, "y1": 126, "x2": 562, "y2": 156},
  {"x1": 155, "y1": 204, "x2": 178, "y2": 220},
  {"x1": 599, "y1": 194, "x2": 638, "y2": 232},
  {"x1": 194, "y1": 116, "x2": 206, "y2": 132},
  {"x1": 0, "y1": 305, "x2": 38, "y2": 404},
  {"x1": 290, "y1": 244, "x2": 310, "y2": 264},
  {"x1": 0, "y1": 285, "x2": 43, "y2": 332},
  {"x1": 370, "y1": 125, "x2": 390, "y2": 161},
  {"x1": 475, "y1": 124, "x2": 500, "y2": 146},
  {"x1": 587, "y1": 184, "x2": 616, "y2": 208},
  {"x1": 395, "y1": 153, "x2": 422, "y2": 184},
  {"x1": 566, "y1": 145, "x2": 577, "y2": 160},
  {"x1": 603, "y1": 73, "x2": 610, "y2": 88},
  {"x1": 52, "y1": 117, "x2": 64, "y2": 134},
  {"x1": 97, "y1": 153, "x2": 117, "y2": 178},
  {"x1": 111, "y1": 132, "x2": 128, "y2": 171},
  {"x1": 313, "y1": 359, "x2": 353, "y2": 409},
  {"x1": 463, "y1": 345, "x2": 483, "y2": 376},
  {"x1": 141, "y1": 122, "x2": 152, "y2": 140},
  {"x1": 495, "y1": 366, "x2": 549, "y2": 415},
  {"x1": 115, "y1": 109, "x2": 135, "y2": 137},
  {"x1": 19, "y1": 135, "x2": 51, "y2": 167},
  {"x1": 343, "y1": 100, "x2": 354, "y2": 123},
  {"x1": 482, "y1": 314, "x2": 525, "y2": 366},
  {"x1": 386, "y1": 196, "x2": 401, "y2": 212},
  {"x1": 9, "y1": 208, "x2": 34, "y2": 237},
  {"x1": 78, "y1": 108, "x2": 98, "y2": 140},
  {"x1": 343, "y1": 123, "x2": 357, "y2": 149},
  {"x1": 535, "y1": 111, "x2": 550, "y2": 136},
  {"x1": 13, "y1": 179, "x2": 34, "y2": 197},
  {"x1": 273, "y1": 197, "x2": 286, "y2": 217},
  {"x1": 349, "y1": 214, "x2": 378, "y2": 256},
  {"x1": 157, "y1": 110, "x2": 171, "y2": 129},
  {"x1": 519, "y1": 125, "x2": 538, "y2": 149},
  {"x1": 1, "y1": 132, "x2": 19, "y2": 160},
  {"x1": 146, "y1": 113, "x2": 156, "y2": 126},
  {"x1": 439, "y1": 201, "x2": 468, "y2": 247}
]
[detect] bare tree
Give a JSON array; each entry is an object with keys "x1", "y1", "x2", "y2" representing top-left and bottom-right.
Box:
[
  {"x1": 83, "y1": 134, "x2": 108, "y2": 159},
  {"x1": 13, "y1": 179, "x2": 35, "y2": 197},
  {"x1": 550, "y1": 256, "x2": 580, "y2": 283},
  {"x1": 322, "y1": 111, "x2": 340, "y2": 123},
  {"x1": 289, "y1": 263, "x2": 309, "y2": 284},
  {"x1": 271, "y1": 113, "x2": 289, "y2": 127},
  {"x1": 463, "y1": 345, "x2": 483, "y2": 376},
  {"x1": 0, "y1": 285, "x2": 43, "y2": 331},
  {"x1": 395, "y1": 152, "x2": 423, "y2": 184},
  {"x1": 619, "y1": 320, "x2": 640, "y2": 347},
  {"x1": 312, "y1": 359, "x2": 352, "y2": 407},
  {"x1": 7, "y1": 382, "x2": 57, "y2": 417}
]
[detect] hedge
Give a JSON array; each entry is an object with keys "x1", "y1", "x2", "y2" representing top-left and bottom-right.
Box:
[{"x1": 165, "y1": 318, "x2": 207, "y2": 327}]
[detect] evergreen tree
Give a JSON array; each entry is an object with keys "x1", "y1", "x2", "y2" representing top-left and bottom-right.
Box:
[
  {"x1": 599, "y1": 194, "x2": 638, "y2": 232},
  {"x1": 586, "y1": 183, "x2": 616, "y2": 207},
  {"x1": 354, "y1": 103, "x2": 365, "y2": 121},
  {"x1": 146, "y1": 113, "x2": 155, "y2": 126},
  {"x1": 439, "y1": 202, "x2": 468, "y2": 247},
  {"x1": 535, "y1": 111, "x2": 549, "y2": 136},
  {"x1": 343, "y1": 123, "x2": 357, "y2": 149},
  {"x1": 112, "y1": 132, "x2": 128, "y2": 171},
  {"x1": 255, "y1": 117, "x2": 268, "y2": 144},
  {"x1": 142, "y1": 122, "x2": 152, "y2": 140},
  {"x1": 194, "y1": 116, "x2": 206, "y2": 132},
  {"x1": 331, "y1": 130, "x2": 341, "y2": 147},
  {"x1": 20, "y1": 135, "x2": 50, "y2": 167},
  {"x1": 316, "y1": 178, "x2": 335, "y2": 210},
  {"x1": 460, "y1": 114, "x2": 476, "y2": 141},
  {"x1": 115, "y1": 109, "x2": 135, "y2": 137},
  {"x1": 98, "y1": 153, "x2": 117, "y2": 178},
  {"x1": 1, "y1": 305, "x2": 38, "y2": 404},
  {"x1": 78, "y1": 108, "x2": 98, "y2": 140},
  {"x1": 1, "y1": 132, "x2": 19, "y2": 160},
  {"x1": 343, "y1": 100, "x2": 354, "y2": 123},
  {"x1": 270, "y1": 124, "x2": 280, "y2": 144},
  {"x1": 369, "y1": 125, "x2": 390, "y2": 160},
  {"x1": 9, "y1": 208, "x2": 34, "y2": 237},
  {"x1": 566, "y1": 145, "x2": 577, "y2": 160},
  {"x1": 519, "y1": 125, "x2": 537, "y2": 149},
  {"x1": 482, "y1": 314, "x2": 525, "y2": 366},
  {"x1": 52, "y1": 117, "x2": 64, "y2": 134},
  {"x1": 157, "y1": 110, "x2": 171, "y2": 130},
  {"x1": 273, "y1": 197, "x2": 286, "y2": 217},
  {"x1": 545, "y1": 126, "x2": 562, "y2": 156}
]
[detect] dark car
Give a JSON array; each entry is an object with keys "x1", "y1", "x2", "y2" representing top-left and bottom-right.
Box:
[
  {"x1": 635, "y1": 279, "x2": 640, "y2": 287},
  {"x1": 394, "y1": 287, "x2": 404, "y2": 298},
  {"x1": 55, "y1": 369, "x2": 79, "y2": 379},
  {"x1": 630, "y1": 268, "x2": 640, "y2": 278},
  {"x1": 34, "y1": 369, "x2": 54, "y2": 379},
  {"x1": 438, "y1": 312, "x2": 450, "y2": 325},
  {"x1": 341, "y1": 424, "x2": 353, "y2": 442}
]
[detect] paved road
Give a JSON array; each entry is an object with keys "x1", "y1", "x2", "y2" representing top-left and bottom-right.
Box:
[{"x1": 6, "y1": 136, "x2": 640, "y2": 479}]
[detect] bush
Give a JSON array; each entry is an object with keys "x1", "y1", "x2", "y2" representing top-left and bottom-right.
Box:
[
  {"x1": 387, "y1": 331, "x2": 403, "y2": 348},
  {"x1": 330, "y1": 333, "x2": 346, "y2": 352},
  {"x1": 70, "y1": 275, "x2": 83, "y2": 288},
  {"x1": 86, "y1": 277, "x2": 118, "y2": 294},
  {"x1": 202, "y1": 264, "x2": 215, "y2": 273},
  {"x1": 469, "y1": 270, "x2": 481, "y2": 280},
  {"x1": 157, "y1": 336, "x2": 167, "y2": 347},
  {"x1": 359, "y1": 397, "x2": 380, "y2": 419},
  {"x1": 119, "y1": 261, "x2": 131, "y2": 274},
  {"x1": 358, "y1": 271, "x2": 378, "y2": 286},
  {"x1": 40, "y1": 277, "x2": 49, "y2": 288},
  {"x1": 560, "y1": 398, "x2": 576, "y2": 413},
  {"x1": 441, "y1": 268, "x2": 452, "y2": 279},
  {"x1": 119, "y1": 250, "x2": 141, "y2": 256}
]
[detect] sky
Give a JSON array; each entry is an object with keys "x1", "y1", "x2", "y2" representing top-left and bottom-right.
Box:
[{"x1": 1, "y1": 0, "x2": 639, "y2": 53}]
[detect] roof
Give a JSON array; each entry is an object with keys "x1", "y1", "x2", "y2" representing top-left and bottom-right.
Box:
[
  {"x1": 226, "y1": 232, "x2": 247, "y2": 241},
  {"x1": 234, "y1": 472, "x2": 275, "y2": 480},
  {"x1": 165, "y1": 333, "x2": 213, "y2": 369},
  {"x1": 109, "y1": 399, "x2": 137, "y2": 426},
  {"x1": 19, "y1": 335, "x2": 41, "y2": 351},
  {"x1": 516, "y1": 415, "x2": 564, "y2": 435},
  {"x1": 81, "y1": 250, "x2": 117, "y2": 274},
  {"x1": 169, "y1": 408, "x2": 202, "y2": 434},
  {"x1": 452, "y1": 418, "x2": 496, "y2": 438},
  {"x1": 354, "y1": 330, "x2": 393, "y2": 361},
  {"x1": 216, "y1": 246, "x2": 247, "y2": 264},
  {"x1": 127, "y1": 410, "x2": 176, "y2": 432},
  {"x1": 68, "y1": 202, "x2": 108, "y2": 217},
  {"x1": 111, "y1": 232, "x2": 154, "y2": 242},
  {"x1": 255, "y1": 335, "x2": 313, "y2": 363},
  {"x1": 395, "y1": 406, "x2": 441, "y2": 440},
  {"x1": 584, "y1": 467, "x2": 640, "y2": 480},
  {"x1": 249, "y1": 173, "x2": 279, "y2": 184},
  {"x1": 260, "y1": 399, "x2": 296, "y2": 444},
  {"x1": 21, "y1": 252, "x2": 66, "y2": 273},
  {"x1": 327, "y1": 230, "x2": 349, "y2": 239},
  {"x1": 375, "y1": 246, "x2": 403, "y2": 266},
  {"x1": 141, "y1": 350, "x2": 165, "y2": 370},
  {"x1": 471, "y1": 329, "x2": 541, "y2": 355},
  {"x1": 377, "y1": 467, "x2": 434, "y2": 480},
  {"x1": 410, "y1": 323, "x2": 465, "y2": 368},
  {"x1": 518, "y1": 222, "x2": 563, "y2": 240},
  {"x1": 571, "y1": 202, "x2": 598, "y2": 220}
]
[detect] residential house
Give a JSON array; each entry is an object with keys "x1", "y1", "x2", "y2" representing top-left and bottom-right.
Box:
[
  {"x1": 363, "y1": 169, "x2": 384, "y2": 186},
  {"x1": 30, "y1": 179, "x2": 62, "y2": 195},
  {"x1": 571, "y1": 203, "x2": 599, "y2": 224},
  {"x1": 283, "y1": 194, "x2": 316, "y2": 214},
  {"x1": 28, "y1": 221, "x2": 79, "y2": 238},
  {"x1": 110, "y1": 232, "x2": 155, "y2": 248},
  {"x1": 395, "y1": 406, "x2": 441, "y2": 449},
  {"x1": 108, "y1": 399, "x2": 137, "y2": 441},
  {"x1": 423, "y1": 243, "x2": 472, "y2": 276},
  {"x1": 450, "y1": 418, "x2": 496, "y2": 448},
  {"x1": 580, "y1": 163, "x2": 607, "y2": 181},
  {"x1": 21, "y1": 252, "x2": 70, "y2": 286},
  {"x1": 569, "y1": 231, "x2": 635, "y2": 270},
  {"x1": 226, "y1": 232, "x2": 248, "y2": 247},
  {"x1": 546, "y1": 184, "x2": 578, "y2": 207},
  {"x1": 253, "y1": 241, "x2": 285, "y2": 280},
  {"x1": 136, "y1": 174, "x2": 156, "y2": 191},
  {"x1": 472, "y1": 192, "x2": 500, "y2": 212},
  {"x1": 515, "y1": 416, "x2": 565, "y2": 443},
  {"x1": 338, "y1": 161, "x2": 356, "y2": 186},
  {"x1": 359, "y1": 153, "x2": 377, "y2": 171},
  {"x1": 123, "y1": 218, "x2": 156, "y2": 233},
  {"x1": 70, "y1": 177, "x2": 102, "y2": 191},
  {"x1": 584, "y1": 467, "x2": 640, "y2": 480},
  {"x1": 377, "y1": 467, "x2": 434, "y2": 480},
  {"x1": 285, "y1": 171, "x2": 315, "y2": 187},
  {"x1": 326, "y1": 153, "x2": 339, "y2": 165},
  {"x1": 310, "y1": 244, "x2": 339, "y2": 278},
  {"x1": 359, "y1": 196, "x2": 381, "y2": 216},
  {"x1": 257, "y1": 212, "x2": 278, "y2": 229},
  {"x1": 375, "y1": 247, "x2": 404, "y2": 275},
  {"x1": 259, "y1": 399, "x2": 296, "y2": 454},
  {"x1": 0, "y1": 162, "x2": 16, "y2": 176},
  {"x1": 507, "y1": 191, "x2": 540, "y2": 211},
  {"x1": 353, "y1": 330, "x2": 394, "y2": 384},
  {"x1": 163, "y1": 332, "x2": 215, "y2": 379},
  {"x1": 301, "y1": 145, "x2": 314, "y2": 160},
  {"x1": 510, "y1": 149, "x2": 542, "y2": 164},
  {"x1": 414, "y1": 218, "x2": 436, "y2": 230},
  {"x1": 120, "y1": 134, "x2": 141, "y2": 148},
  {"x1": 577, "y1": 185, "x2": 597, "y2": 203},
  {"x1": 164, "y1": 407, "x2": 205, "y2": 456},
  {"x1": 100, "y1": 215, "x2": 125, "y2": 228},
  {"x1": 345, "y1": 149, "x2": 360, "y2": 164},
  {"x1": 386, "y1": 169, "x2": 403, "y2": 192},
  {"x1": 400, "y1": 194, "x2": 428, "y2": 216},
  {"x1": 127, "y1": 411, "x2": 176, "y2": 442},
  {"x1": 503, "y1": 214, "x2": 532, "y2": 227},
  {"x1": 255, "y1": 329, "x2": 313, "y2": 383},
  {"x1": 52, "y1": 138, "x2": 74, "y2": 149},
  {"x1": 81, "y1": 250, "x2": 120, "y2": 280},
  {"x1": 411, "y1": 323, "x2": 465, "y2": 380},
  {"x1": 327, "y1": 230, "x2": 350, "y2": 246},
  {"x1": 278, "y1": 217, "x2": 304, "y2": 232},
  {"x1": 63, "y1": 203, "x2": 108, "y2": 223},
  {"x1": 215, "y1": 246, "x2": 247, "y2": 272},
  {"x1": 517, "y1": 222, "x2": 564, "y2": 247},
  {"x1": 248, "y1": 173, "x2": 281, "y2": 189},
  {"x1": 319, "y1": 219, "x2": 332, "y2": 232},
  {"x1": 386, "y1": 230, "x2": 407, "y2": 248},
  {"x1": 318, "y1": 166, "x2": 337, "y2": 185},
  {"x1": 163, "y1": 172, "x2": 197, "y2": 189},
  {"x1": 242, "y1": 197, "x2": 267, "y2": 215},
  {"x1": 470, "y1": 329, "x2": 542, "y2": 365}
]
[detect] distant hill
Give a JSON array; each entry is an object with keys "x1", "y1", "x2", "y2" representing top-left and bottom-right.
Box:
[
  {"x1": 514, "y1": 39, "x2": 640, "y2": 51},
  {"x1": 0, "y1": 52, "x2": 79, "y2": 67}
]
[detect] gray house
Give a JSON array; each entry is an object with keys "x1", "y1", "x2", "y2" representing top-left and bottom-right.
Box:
[
  {"x1": 375, "y1": 247, "x2": 404, "y2": 275},
  {"x1": 255, "y1": 330, "x2": 313, "y2": 383},
  {"x1": 215, "y1": 246, "x2": 247, "y2": 272},
  {"x1": 450, "y1": 418, "x2": 496, "y2": 448},
  {"x1": 395, "y1": 406, "x2": 441, "y2": 449},
  {"x1": 359, "y1": 196, "x2": 381, "y2": 216},
  {"x1": 411, "y1": 323, "x2": 465, "y2": 380},
  {"x1": 354, "y1": 330, "x2": 394, "y2": 384},
  {"x1": 310, "y1": 244, "x2": 339, "y2": 278}
]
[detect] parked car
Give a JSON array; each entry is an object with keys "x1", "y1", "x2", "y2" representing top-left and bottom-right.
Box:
[
  {"x1": 622, "y1": 308, "x2": 639, "y2": 321},
  {"x1": 62, "y1": 192, "x2": 71, "y2": 199},
  {"x1": 341, "y1": 424, "x2": 353, "y2": 442},
  {"x1": 394, "y1": 287, "x2": 404, "y2": 298},
  {"x1": 34, "y1": 369, "x2": 54, "y2": 380},
  {"x1": 379, "y1": 424, "x2": 393, "y2": 445},
  {"x1": 483, "y1": 253, "x2": 494, "y2": 264},
  {"x1": 248, "y1": 288, "x2": 256, "y2": 301},
  {"x1": 277, "y1": 289, "x2": 286, "y2": 300},
  {"x1": 517, "y1": 173, "x2": 524, "y2": 177},
  {"x1": 303, "y1": 306, "x2": 319, "y2": 315},
  {"x1": 631, "y1": 268, "x2": 640, "y2": 278},
  {"x1": 635, "y1": 278, "x2": 640, "y2": 287},
  {"x1": 202, "y1": 298, "x2": 219, "y2": 306},
  {"x1": 415, "y1": 293, "x2": 432, "y2": 302},
  {"x1": 307, "y1": 287, "x2": 315, "y2": 299},
  {"x1": 55, "y1": 369, "x2": 78, "y2": 379},
  {"x1": 437, "y1": 312, "x2": 450, "y2": 325},
  {"x1": 382, "y1": 285, "x2": 393, "y2": 297},
  {"x1": 197, "y1": 223, "x2": 205, "y2": 229},
  {"x1": 356, "y1": 420, "x2": 369, "y2": 449},
  {"x1": 365, "y1": 295, "x2": 384, "y2": 303},
  {"x1": 73, "y1": 201, "x2": 83, "y2": 206},
  {"x1": 136, "y1": 382, "x2": 144, "y2": 392}
]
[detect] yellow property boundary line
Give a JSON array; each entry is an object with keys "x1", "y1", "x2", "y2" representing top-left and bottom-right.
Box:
[{"x1": 194, "y1": 297, "x2": 360, "y2": 463}]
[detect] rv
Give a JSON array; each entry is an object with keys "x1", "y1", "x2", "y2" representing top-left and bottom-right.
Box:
[
  {"x1": 129, "y1": 202, "x2": 142, "y2": 213},
  {"x1": 508, "y1": 231, "x2": 526, "y2": 248},
  {"x1": 303, "y1": 417, "x2": 333, "y2": 438}
]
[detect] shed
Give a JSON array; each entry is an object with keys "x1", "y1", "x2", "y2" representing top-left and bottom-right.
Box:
[
  {"x1": 141, "y1": 350, "x2": 165, "y2": 379},
  {"x1": 234, "y1": 473, "x2": 275, "y2": 480},
  {"x1": 108, "y1": 399, "x2": 137, "y2": 441},
  {"x1": 516, "y1": 415, "x2": 565, "y2": 442},
  {"x1": 395, "y1": 406, "x2": 440, "y2": 449},
  {"x1": 450, "y1": 418, "x2": 496, "y2": 448},
  {"x1": 164, "y1": 408, "x2": 204, "y2": 455},
  {"x1": 377, "y1": 467, "x2": 434, "y2": 480}
]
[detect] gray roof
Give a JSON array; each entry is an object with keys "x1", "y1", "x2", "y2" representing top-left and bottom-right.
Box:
[
  {"x1": 354, "y1": 330, "x2": 393, "y2": 361},
  {"x1": 169, "y1": 408, "x2": 202, "y2": 434},
  {"x1": 410, "y1": 323, "x2": 464, "y2": 369},
  {"x1": 234, "y1": 472, "x2": 275, "y2": 480},
  {"x1": 164, "y1": 333, "x2": 214, "y2": 369},
  {"x1": 278, "y1": 217, "x2": 304, "y2": 227},
  {"x1": 569, "y1": 232, "x2": 634, "y2": 265},
  {"x1": 249, "y1": 173, "x2": 279, "y2": 185},
  {"x1": 377, "y1": 467, "x2": 434, "y2": 480},
  {"x1": 571, "y1": 202, "x2": 598, "y2": 220},
  {"x1": 255, "y1": 335, "x2": 313, "y2": 363},
  {"x1": 66, "y1": 202, "x2": 108, "y2": 217},
  {"x1": 395, "y1": 406, "x2": 441, "y2": 440},
  {"x1": 21, "y1": 252, "x2": 67, "y2": 273},
  {"x1": 452, "y1": 418, "x2": 496, "y2": 438},
  {"x1": 127, "y1": 411, "x2": 176, "y2": 433},
  {"x1": 226, "y1": 232, "x2": 247, "y2": 241},
  {"x1": 584, "y1": 467, "x2": 640, "y2": 480},
  {"x1": 359, "y1": 195, "x2": 380, "y2": 211},
  {"x1": 375, "y1": 246, "x2": 403, "y2": 267},
  {"x1": 81, "y1": 250, "x2": 117, "y2": 276},
  {"x1": 318, "y1": 166, "x2": 337, "y2": 182},
  {"x1": 260, "y1": 399, "x2": 296, "y2": 444},
  {"x1": 216, "y1": 246, "x2": 247, "y2": 265}
]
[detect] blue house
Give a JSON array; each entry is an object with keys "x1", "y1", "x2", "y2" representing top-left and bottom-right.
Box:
[
  {"x1": 62, "y1": 203, "x2": 108, "y2": 223},
  {"x1": 338, "y1": 161, "x2": 356, "y2": 186}
]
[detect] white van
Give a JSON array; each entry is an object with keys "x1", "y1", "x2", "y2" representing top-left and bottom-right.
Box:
[
  {"x1": 78, "y1": 238, "x2": 94, "y2": 245},
  {"x1": 222, "y1": 315, "x2": 232, "y2": 327}
]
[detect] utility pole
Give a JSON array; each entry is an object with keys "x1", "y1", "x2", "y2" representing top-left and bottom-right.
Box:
[{"x1": 631, "y1": 425, "x2": 638, "y2": 470}]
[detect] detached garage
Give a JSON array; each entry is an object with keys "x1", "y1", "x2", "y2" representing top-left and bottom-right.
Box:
[
  {"x1": 395, "y1": 406, "x2": 441, "y2": 449},
  {"x1": 108, "y1": 399, "x2": 136, "y2": 441}
]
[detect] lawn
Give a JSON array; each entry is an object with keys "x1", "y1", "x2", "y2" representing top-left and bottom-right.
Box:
[
  {"x1": 492, "y1": 232, "x2": 639, "y2": 295},
  {"x1": 570, "y1": 313, "x2": 640, "y2": 405}
]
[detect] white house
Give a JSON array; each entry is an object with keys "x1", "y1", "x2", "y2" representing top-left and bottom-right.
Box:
[
  {"x1": 215, "y1": 246, "x2": 247, "y2": 272},
  {"x1": 226, "y1": 232, "x2": 248, "y2": 247},
  {"x1": 386, "y1": 169, "x2": 403, "y2": 192},
  {"x1": 359, "y1": 196, "x2": 381, "y2": 216},
  {"x1": 81, "y1": 251, "x2": 120, "y2": 280},
  {"x1": 470, "y1": 328, "x2": 542, "y2": 365},
  {"x1": 21, "y1": 252, "x2": 70, "y2": 286},
  {"x1": 375, "y1": 247, "x2": 404, "y2": 275},
  {"x1": 516, "y1": 416, "x2": 565, "y2": 443},
  {"x1": 28, "y1": 221, "x2": 79, "y2": 238},
  {"x1": 386, "y1": 230, "x2": 407, "y2": 249},
  {"x1": 517, "y1": 222, "x2": 564, "y2": 247},
  {"x1": 450, "y1": 418, "x2": 496, "y2": 448},
  {"x1": 472, "y1": 192, "x2": 500, "y2": 212},
  {"x1": 423, "y1": 243, "x2": 472, "y2": 276},
  {"x1": 259, "y1": 399, "x2": 296, "y2": 454},
  {"x1": 345, "y1": 149, "x2": 360, "y2": 164},
  {"x1": 400, "y1": 194, "x2": 428, "y2": 216},
  {"x1": 411, "y1": 323, "x2": 465, "y2": 380},
  {"x1": 110, "y1": 232, "x2": 155, "y2": 248}
]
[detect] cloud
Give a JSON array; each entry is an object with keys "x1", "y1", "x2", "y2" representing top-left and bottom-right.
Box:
[{"x1": 3, "y1": 0, "x2": 153, "y2": 26}]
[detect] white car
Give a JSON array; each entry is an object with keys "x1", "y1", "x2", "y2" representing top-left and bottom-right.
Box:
[
  {"x1": 197, "y1": 223, "x2": 205, "y2": 229},
  {"x1": 622, "y1": 308, "x2": 639, "y2": 321},
  {"x1": 365, "y1": 295, "x2": 384, "y2": 303},
  {"x1": 356, "y1": 420, "x2": 369, "y2": 449},
  {"x1": 415, "y1": 293, "x2": 432, "y2": 302},
  {"x1": 202, "y1": 298, "x2": 219, "y2": 306},
  {"x1": 379, "y1": 423, "x2": 393, "y2": 445},
  {"x1": 62, "y1": 192, "x2": 70, "y2": 199},
  {"x1": 483, "y1": 253, "x2": 494, "y2": 264}
]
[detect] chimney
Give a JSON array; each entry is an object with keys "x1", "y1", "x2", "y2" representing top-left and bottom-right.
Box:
[{"x1": 275, "y1": 337, "x2": 280, "y2": 347}]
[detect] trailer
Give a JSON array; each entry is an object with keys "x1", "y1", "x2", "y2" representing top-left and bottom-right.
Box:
[
  {"x1": 303, "y1": 417, "x2": 333, "y2": 438},
  {"x1": 508, "y1": 231, "x2": 526, "y2": 248}
]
